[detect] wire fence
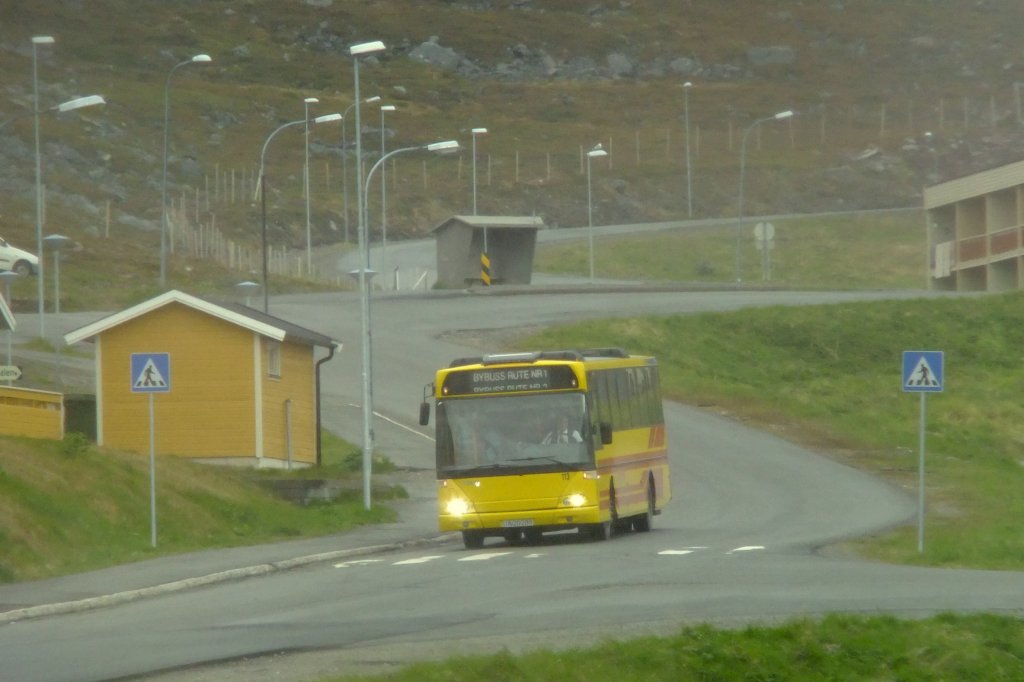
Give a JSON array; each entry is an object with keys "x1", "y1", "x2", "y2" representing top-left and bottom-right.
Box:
[{"x1": 156, "y1": 87, "x2": 1024, "y2": 283}]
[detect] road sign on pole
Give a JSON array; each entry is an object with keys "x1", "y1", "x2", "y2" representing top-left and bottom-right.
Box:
[
  {"x1": 131, "y1": 352, "x2": 170, "y2": 548},
  {"x1": 131, "y1": 352, "x2": 171, "y2": 393},
  {"x1": 0, "y1": 365, "x2": 22, "y2": 381},
  {"x1": 902, "y1": 350, "x2": 943, "y2": 392},
  {"x1": 902, "y1": 350, "x2": 944, "y2": 554}
]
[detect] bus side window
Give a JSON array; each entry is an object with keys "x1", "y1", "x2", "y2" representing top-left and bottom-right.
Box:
[
  {"x1": 616, "y1": 368, "x2": 633, "y2": 429},
  {"x1": 650, "y1": 366, "x2": 665, "y2": 422},
  {"x1": 590, "y1": 370, "x2": 610, "y2": 447}
]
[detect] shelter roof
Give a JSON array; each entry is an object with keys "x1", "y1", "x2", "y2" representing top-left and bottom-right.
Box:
[{"x1": 431, "y1": 215, "x2": 545, "y2": 233}]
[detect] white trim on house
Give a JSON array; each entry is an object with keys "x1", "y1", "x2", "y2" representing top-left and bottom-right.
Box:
[
  {"x1": 253, "y1": 333, "x2": 263, "y2": 461},
  {"x1": 63, "y1": 289, "x2": 286, "y2": 346}
]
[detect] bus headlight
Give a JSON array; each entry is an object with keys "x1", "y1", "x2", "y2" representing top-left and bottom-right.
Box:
[
  {"x1": 445, "y1": 497, "x2": 472, "y2": 516},
  {"x1": 563, "y1": 493, "x2": 587, "y2": 508}
]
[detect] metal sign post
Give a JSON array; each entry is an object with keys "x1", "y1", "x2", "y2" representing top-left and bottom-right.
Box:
[
  {"x1": 902, "y1": 350, "x2": 944, "y2": 553},
  {"x1": 131, "y1": 352, "x2": 171, "y2": 548}
]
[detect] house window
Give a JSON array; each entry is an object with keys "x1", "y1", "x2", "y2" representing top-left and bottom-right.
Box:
[{"x1": 267, "y1": 341, "x2": 282, "y2": 378}]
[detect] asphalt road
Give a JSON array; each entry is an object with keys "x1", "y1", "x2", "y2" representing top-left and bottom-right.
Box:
[{"x1": 4, "y1": 271, "x2": 1022, "y2": 680}]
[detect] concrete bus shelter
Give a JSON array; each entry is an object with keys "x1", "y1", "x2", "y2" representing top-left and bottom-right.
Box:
[{"x1": 432, "y1": 215, "x2": 545, "y2": 287}]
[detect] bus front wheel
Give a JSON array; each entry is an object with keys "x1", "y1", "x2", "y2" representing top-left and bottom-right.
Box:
[
  {"x1": 462, "y1": 530, "x2": 484, "y2": 549},
  {"x1": 585, "y1": 521, "x2": 612, "y2": 541}
]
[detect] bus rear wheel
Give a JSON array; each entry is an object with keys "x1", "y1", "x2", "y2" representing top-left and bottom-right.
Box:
[
  {"x1": 462, "y1": 530, "x2": 484, "y2": 549},
  {"x1": 632, "y1": 479, "x2": 655, "y2": 532}
]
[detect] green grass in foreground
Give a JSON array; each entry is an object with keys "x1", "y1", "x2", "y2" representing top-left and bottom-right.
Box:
[
  {"x1": 331, "y1": 613, "x2": 1024, "y2": 681},
  {"x1": 521, "y1": 291, "x2": 1024, "y2": 570},
  {"x1": 0, "y1": 430, "x2": 400, "y2": 583}
]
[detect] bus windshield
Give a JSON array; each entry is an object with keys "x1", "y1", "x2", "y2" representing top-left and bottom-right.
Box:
[{"x1": 436, "y1": 392, "x2": 591, "y2": 475}]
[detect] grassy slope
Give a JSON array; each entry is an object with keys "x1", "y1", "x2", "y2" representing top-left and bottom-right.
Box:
[
  {"x1": 520, "y1": 291, "x2": 1024, "y2": 570},
  {"x1": 0, "y1": 432, "x2": 397, "y2": 583}
]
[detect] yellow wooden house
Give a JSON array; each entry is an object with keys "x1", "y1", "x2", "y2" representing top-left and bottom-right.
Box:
[{"x1": 63, "y1": 290, "x2": 339, "y2": 467}]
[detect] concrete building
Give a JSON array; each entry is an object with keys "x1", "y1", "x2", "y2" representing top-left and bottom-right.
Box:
[{"x1": 925, "y1": 159, "x2": 1024, "y2": 292}]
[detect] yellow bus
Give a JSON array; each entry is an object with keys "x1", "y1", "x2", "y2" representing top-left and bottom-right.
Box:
[{"x1": 419, "y1": 348, "x2": 670, "y2": 549}]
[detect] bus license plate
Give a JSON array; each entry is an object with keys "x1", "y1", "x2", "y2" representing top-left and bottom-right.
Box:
[{"x1": 502, "y1": 519, "x2": 534, "y2": 528}]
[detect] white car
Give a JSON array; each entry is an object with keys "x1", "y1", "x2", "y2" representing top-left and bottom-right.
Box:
[{"x1": 0, "y1": 236, "x2": 39, "y2": 276}]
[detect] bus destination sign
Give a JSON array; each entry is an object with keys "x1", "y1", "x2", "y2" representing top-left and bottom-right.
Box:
[{"x1": 444, "y1": 365, "x2": 577, "y2": 395}]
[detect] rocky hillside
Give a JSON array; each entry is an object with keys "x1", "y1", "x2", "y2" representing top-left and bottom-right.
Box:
[{"x1": 1, "y1": 0, "x2": 1023, "y2": 301}]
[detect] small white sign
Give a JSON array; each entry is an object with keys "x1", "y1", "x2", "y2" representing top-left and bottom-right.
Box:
[{"x1": 0, "y1": 365, "x2": 22, "y2": 381}]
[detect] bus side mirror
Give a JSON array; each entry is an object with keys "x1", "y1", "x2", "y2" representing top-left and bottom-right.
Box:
[
  {"x1": 599, "y1": 422, "x2": 613, "y2": 445},
  {"x1": 419, "y1": 401, "x2": 431, "y2": 426}
]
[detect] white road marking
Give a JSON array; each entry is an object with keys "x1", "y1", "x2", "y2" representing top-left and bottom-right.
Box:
[
  {"x1": 334, "y1": 559, "x2": 384, "y2": 568},
  {"x1": 393, "y1": 555, "x2": 444, "y2": 565},
  {"x1": 524, "y1": 553, "x2": 544, "y2": 559},
  {"x1": 458, "y1": 552, "x2": 514, "y2": 562},
  {"x1": 658, "y1": 550, "x2": 695, "y2": 556},
  {"x1": 728, "y1": 545, "x2": 766, "y2": 554}
]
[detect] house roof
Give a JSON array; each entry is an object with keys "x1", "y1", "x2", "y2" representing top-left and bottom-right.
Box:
[
  {"x1": 431, "y1": 215, "x2": 546, "y2": 233},
  {"x1": 0, "y1": 296, "x2": 14, "y2": 333},
  {"x1": 63, "y1": 289, "x2": 337, "y2": 349}
]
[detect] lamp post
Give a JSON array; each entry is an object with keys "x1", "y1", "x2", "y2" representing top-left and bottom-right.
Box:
[
  {"x1": 256, "y1": 113, "x2": 342, "y2": 312},
  {"x1": 682, "y1": 81, "x2": 693, "y2": 218},
  {"x1": 303, "y1": 96, "x2": 319, "y2": 277},
  {"x1": 341, "y1": 95, "x2": 381, "y2": 244},
  {"x1": 160, "y1": 53, "x2": 212, "y2": 289},
  {"x1": 0, "y1": 271, "x2": 19, "y2": 385},
  {"x1": 471, "y1": 127, "x2": 487, "y2": 217},
  {"x1": 586, "y1": 144, "x2": 608, "y2": 284},
  {"x1": 44, "y1": 234, "x2": 71, "y2": 385},
  {"x1": 734, "y1": 109, "x2": 793, "y2": 283},
  {"x1": 471, "y1": 127, "x2": 489, "y2": 260},
  {"x1": 349, "y1": 39, "x2": 387, "y2": 510},
  {"x1": 21, "y1": 89, "x2": 106, "y2": 339},
  {"x1": 357, "y1": 138, "x2": 459, "y2": 510},
  {"x1": 32, "y1": 35, "x2": 54, "y2": 339},
  {"x1": 43, "y1": 234, "x2": 71, "y2": 317},
  {"x1": 378, "y1": 103, "x2": 396, "y2": 281},
  {"x1": 235, "y1": 280, "x2": 261, "y2": 307}
]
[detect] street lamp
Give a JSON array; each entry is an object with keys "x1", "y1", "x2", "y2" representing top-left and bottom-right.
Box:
[
  {"x1": 471, "y1": 127, "x2": 489, "y2": 262},
  {"x1": 32, "y1": 35, "x2": 54, "y2": 340},
  {"x1": 23, "y1": 89, "x2": 106, "y2": 339},
  {"x1": 256, "y1": 112, "x2": 342, "y2": 312},
  {"x1": 356, "y1": 138, "x2": 459, "y2": 510},
  {"x1": 682, "y1": 81, "x2": 693, "y2": 218},
  {"x1": 734, "y1": 109, "x2": 793, "y2": 283},
  {"x1": 235, "y1": 280, "x2": 261, "y2": 307},
  {"x1": 341, "y1": 95, "x2": 381, "y2": 243},
  {"x1": 303, "y1": 96, "x2": 319, "y2": 277},
  {"x1": 378, "y1": 103, "x2": 396, "y2": 280},
  {"x1": 471, "y1": 127, "x2": 487, "y2": 217},
  {"x1": 586, "y1": 143, "x2": 608, "y2": 284},
  {"x1": 160, "y1": 53, "x2": 212, "y2": 289},
  {"x1": 43, "y1": 234, "x2": 72, "y2": 318},
  {"x1": 44, "y1": 233, "x2": 71, "y2": 385},
  {"x1": 349, "y1": 39, "x2": 387, "y2": 510},
  {"x1": 0, "y1": 95, "x2": 106, "y2": 132}
]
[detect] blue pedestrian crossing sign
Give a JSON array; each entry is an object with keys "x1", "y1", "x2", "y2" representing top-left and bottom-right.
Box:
[
  {"x1": 902, "y1": 350, "x2": 943, "y2": 393},
  {"x1": 131, "y1": 353, "x2": 171, "y2": 393}
]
